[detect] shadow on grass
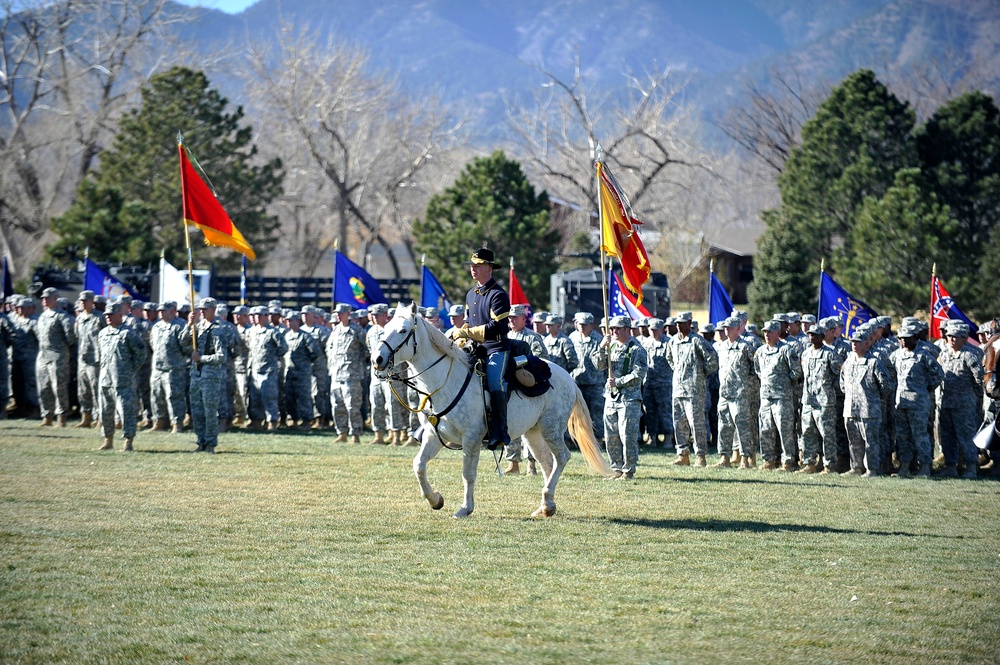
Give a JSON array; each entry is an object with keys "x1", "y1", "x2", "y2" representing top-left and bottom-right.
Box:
[
  {"x1": 655, "y1": 475, "x2": 844, "y2": 489},
  {"x1": 606, "y1": 516, "x2": 951, "y2": 538}
]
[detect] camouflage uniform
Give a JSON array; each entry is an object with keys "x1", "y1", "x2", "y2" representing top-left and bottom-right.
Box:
[
  {"x1": 543, "y1": 325, "x2": 579, "y2": 373},
  {"x1": 569, "y1": 323, "x2": 605, "y2": 441},
  {"x1": 186, "y1": 308, "x2": 228, "y2": 452},
  {"x1": 936, "y1": 335, "x2": 984, "y2": 473},
  {"x1": 799, "y1": 340, "x2": 843, "y2": 468},
  {"x1": 715, "y1": 329, "x2": 758, "y2": 459},
  {"x1": 74, "y1": 306, "x2": 105, "y2": 421},
  {"x1": 234, "y1": 316, "x2": 252, "y2": 423},
  {"x1": 215, "y1": 310, "x2": 243, "y2": 423},
  {"x1": 754, "y1": 334, "x2": 802, "y2": 466},
  {"x1": 283, "y1": 322, "x2": 320, "y2": 424},
  {"x1": 247, "y1": 318, "x2": 288, "y2": 425},
  {"x1": 666, "y1": 322, "x2": 719, "y2": 457},
  {"x1": 10, "y1": 303, "x2": 39, "y2": 414},
  {"x1": 640, "y1": 325, "x2": 674, "y2": 446},
  {"x1": 96, "y1": 320, "x2": 146, "y2": 440},
  {"x1": 36, "y1": 300, "x2": 76, "y2": 420},
  {"x1": 890, "y1": 340, "x2": 943, "y2": 470},
  {"x1": 150, "y1": 315, "x2": 191, "y2": 427},
  {"x1": 302, "y1": 310, "x2": 332, "y2": 424},
  {"x1": 366, "y1": 317, "x2": 404, "y2": 436},
  {"x1": 129, "y1": 307, "x2": 153, "y2": 424},
  {"x1": 0, "y1": 312, "x2": 16, "y2": 416},
  {"x1": 327, "y1": 317, "x2": 367, "y2": 437},
  {"x1": 595, "y1": 326, "x2": 648, "y2": 475},
  {"x1": 840, "y1": 335, "x2": 892, "y2": 474}
]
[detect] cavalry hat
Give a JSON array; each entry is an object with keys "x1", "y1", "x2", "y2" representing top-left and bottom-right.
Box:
[
  {"x1": 448, "y1": 304, "x2": 466, "y2": 317},
  {"x1": 196, "y1": 297, "x2": 218, "y2": 310},
  {"x1": 466, "y1": 247, "x2": 502, "y2": 268},
  {"x1": 608, "y1": 315, "x2": 631, "y2": 329}
]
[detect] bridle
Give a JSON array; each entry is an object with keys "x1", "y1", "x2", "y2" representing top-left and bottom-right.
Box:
[
  {"x1": 375, "y1": 321, "x2": 417, "y2": 379},
  {"x1": 376, "y1": 316, "x2": 476, "y2": 450}
]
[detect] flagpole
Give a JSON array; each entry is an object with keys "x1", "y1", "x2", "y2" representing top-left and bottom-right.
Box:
[
  {"x1": 178, "y1": 133, "x2": 198, "y2": 350},
  {"x1": 420, "y1": 254, "x2": 426, "y2": 307},
  {"x1": 331, "y1": 241, "x2": 339, "y2": 313},
  {"x1": 817, "y1": 258, "x2": 825, "y2": 321},
  {"x1": 241, "y1": 255, "x2": 247, "y2": 306},
  {"x1": 708, "y1": 258, "x2": 714, "y2": 322},
  {"x1": 596, "y1": 150, "x2": 613, "y2": 389}
]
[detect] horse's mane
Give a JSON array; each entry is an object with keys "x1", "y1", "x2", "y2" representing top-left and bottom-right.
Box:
[{"x1": 418, "y1": 316, "x2": 471, "y2": 368}]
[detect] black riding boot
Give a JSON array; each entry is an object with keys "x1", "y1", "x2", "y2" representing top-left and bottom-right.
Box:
[{"x1": 487, "y1": 390, "x2": 510, "y2": 451}]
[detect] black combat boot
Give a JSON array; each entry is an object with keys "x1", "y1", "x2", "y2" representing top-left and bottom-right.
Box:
[{"x1": 487, "y1": 391, "x2": 510, "y2": 451}]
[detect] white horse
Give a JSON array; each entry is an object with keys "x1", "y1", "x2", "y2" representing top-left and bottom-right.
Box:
[{"x1": 372, "y1": 303, "x2": 611, "y2": 518}]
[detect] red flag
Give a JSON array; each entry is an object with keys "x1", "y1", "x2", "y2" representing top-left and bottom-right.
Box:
[
  {"x1": 179, "y1": 143, "x2": 256, "y2": 261},
  {"x1": 508, "y1": 265, "x2": 529, "y2": 306},
  {"x1": 930, "y1": 274, "x2": 978, "y2": 344},
  {"x1": 597, "y1": 161, "x2": 650, "y2": 304}
]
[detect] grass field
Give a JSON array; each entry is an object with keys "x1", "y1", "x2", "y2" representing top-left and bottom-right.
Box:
[{"x1": 2, "y1": 419, "x2": 998, "y2": 664}]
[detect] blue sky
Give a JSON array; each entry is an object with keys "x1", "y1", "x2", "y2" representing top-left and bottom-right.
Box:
[{"x1": 173, "y1": 0, "x2": 259, "y2": 13}]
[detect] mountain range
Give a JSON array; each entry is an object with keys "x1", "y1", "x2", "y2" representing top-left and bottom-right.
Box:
[{"x1": 175, "y1": 0, "x2": 1000, "y2": 142}]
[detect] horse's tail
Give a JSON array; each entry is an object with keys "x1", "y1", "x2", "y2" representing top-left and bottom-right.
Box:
[{"x1": 568, "y1": 386, "x2": 613, "y2": 477}]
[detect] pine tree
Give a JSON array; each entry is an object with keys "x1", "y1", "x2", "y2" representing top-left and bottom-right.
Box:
[
  {"x1": 841, "y1": 169, "x2": 957, "y2": 317},
  {"x1": 749, "y1": 69, "x2": 916, "y2": 319},
  {"x1": 746, "y1": 210, "x2": 814, "y2": 322},
  {"x1": 413, "y1": 151, "x2": 559, "y2": 307},
  {"x1": 916, "y1": 91, "x2": 1000, "y2": 318},
  {"x1": 49, "y1": 67, "x2": 283, "y2": 269}
]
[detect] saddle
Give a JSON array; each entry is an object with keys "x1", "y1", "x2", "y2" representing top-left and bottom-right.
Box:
[{"x1": 469, "y1": 339, "x2": 552, "y2": 398}]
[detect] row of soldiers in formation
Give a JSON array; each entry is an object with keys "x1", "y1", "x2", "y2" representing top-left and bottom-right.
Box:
[
  {"x1": 577, "y1": 308, "x2": 998, "y2": 480},
  {"x1": 2, "y1": 288, "x2": 997, "y2": 480}
]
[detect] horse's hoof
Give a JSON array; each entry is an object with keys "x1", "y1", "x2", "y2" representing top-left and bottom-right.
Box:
[
  {"x1": 531, "y1": 505, "x2": 557, "y2": 518},
  {"x1": 452, "y1": 508, "x2": 472, "y2": 519},
  {"x1": 429, "y1": 492, "x2": 444, "y2": 510}
]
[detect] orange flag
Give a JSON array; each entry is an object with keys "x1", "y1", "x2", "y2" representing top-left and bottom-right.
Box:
[
  {"x1": 179, "y1": 143, "x2": 256, "y2": 261},
  {"x1": 597, "y1": 161, "x2": 650, "y2": 304}
]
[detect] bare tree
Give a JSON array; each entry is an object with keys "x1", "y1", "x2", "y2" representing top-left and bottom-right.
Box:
[
  {"x1": 0, "y1": 0, "x2": 189, "y2": 275},
  {"x1": 245, "y1": 25, "x2": 469, "y2": 277},
  {"x1": 716, "y1": 64, "x2": 829, "y2": 179},
  {"x1": 504, "y1": 56, "x2": 729, "y2": 290}
]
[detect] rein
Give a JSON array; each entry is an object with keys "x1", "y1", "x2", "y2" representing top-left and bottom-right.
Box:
[{"x1": 381, "y1": 318, "x2": 478, "y2": 448}]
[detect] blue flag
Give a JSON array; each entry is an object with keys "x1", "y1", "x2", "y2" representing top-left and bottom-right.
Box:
[
  {"x1": 84, "y1": 258, "x2": 139, "y2": 300},
  {"x1": 1, "y1": 255, "x2": 12, "y2": 300},
  {"x1": 334, "y1": 251, "x2": 386, "y2": 308},
  {"x1": 818, "y1": 271, "x2": 877, "y2": 338},
  {"x1": 420, "y1": 265, "x2": 452, "y2": 315},
  {"x1": 709, "y1": 272, "x2": 733, "y2": 327}
]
